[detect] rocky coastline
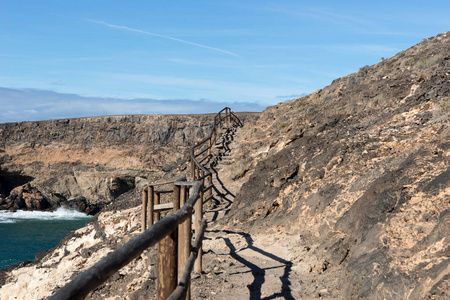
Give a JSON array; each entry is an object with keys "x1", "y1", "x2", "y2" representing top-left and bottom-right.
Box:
[
  {"x1": 0, "y1": 113, "x2": 260, "y2": 215},
  {"x1": 0, "y1": 32, "x2": 449, "y2": 299}
]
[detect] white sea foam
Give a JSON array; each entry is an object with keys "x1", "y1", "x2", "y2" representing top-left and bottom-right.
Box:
[{"x1": 0, "y1": 207, "x2": 92, "y2": 224}]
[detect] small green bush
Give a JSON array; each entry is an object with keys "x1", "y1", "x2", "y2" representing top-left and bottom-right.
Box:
[
  {"x1": 289, "y1": 95, "x2": 310, "y2": 112},
  {"x1": 405, "y1": 59, "x2": 414, "y2": 67},
  {"x1": 292, "y1": 96, "x2": 309, "y2": 108},
  {"x1": 359, "y1": 65, "x2": 371, "y2": 75},
  {"x1": 279, "y1": 122, "x2": 288, "y2": 129},
  {"x1": 347, "y1": 74, "x2": 361, "y2": 86},
  {"x1": 441, "y1": 97, "x2": 450, "y2": 112}
]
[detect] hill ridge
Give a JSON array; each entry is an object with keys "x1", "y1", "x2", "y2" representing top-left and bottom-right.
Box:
[
  {"x1": 215, "y1": 31, "x2": 449, "y2": 299},
  {"x1": 0, "y1": 31, "x2": 448, "y2": 299}
]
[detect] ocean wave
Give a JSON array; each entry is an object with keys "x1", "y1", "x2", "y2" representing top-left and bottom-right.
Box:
[
  {"x1": 0, "y1": 258, "x2": 18, "y2": 269},
  {"x1": 0, "y1": 207, "x2": 92, "y2": 224}
]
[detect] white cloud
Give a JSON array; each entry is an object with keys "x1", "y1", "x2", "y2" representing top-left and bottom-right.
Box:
[
  {"x1": 265, "y1": 6, "x2": 385, "y2": 34},
  {"x1": 88, "y1": 19, "x2": 240, "y2": 57},
  {"x1": 276, "y1": 93, "x2": 307, "y2": 99},
  {"x1": 329, "y1": 44, "x2": 401, "y2": 55},
  {"x1": 103, "y1": 73, "x2": 217, "y2": 88},
  {"x1": 239, "y1": 43, "x2": 400, "y2": 56},
  {"x1": 104, "y1": 71, "x2": 310, "y2": 102},
  {"x1": 0, "y1": 87, "x2": 265, "y2": 123},
  {"x1": 24, "y1": 109, "x2": 39, "y2": 114}
]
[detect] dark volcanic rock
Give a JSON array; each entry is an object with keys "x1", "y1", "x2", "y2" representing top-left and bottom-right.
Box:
[
  {"x1": 0, "y1": 113, "x2": 260, "y2": 210},
  {"x1": 61, "y1": 197, "x2": 101, "y2": 215},
  {"x1": 220, "y1": 32, "x2": 450, "y2": 299},
  {"x1": 1, "y1": 31, "x2": 448, "y2": 300},
  {"x1": 1, "y1": 183, "x2": 51, "y2": 211}
]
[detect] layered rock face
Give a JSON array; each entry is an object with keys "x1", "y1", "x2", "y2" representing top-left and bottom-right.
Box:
[
  {"x1": 0, "y1": 32, "x2": 448, "y2": 299},
  {"x1": 220, "y1": 32, "x2": 449, "y2": 299},
  {"x1": 0, "y1": 113, "x2": 259, "y2": 213},
  {"x1": 0, "y1": 112, "x2": 259, "y2": 299},
  {"x1": 0, "y1": 183, "x2": 51, "y2": 211}
]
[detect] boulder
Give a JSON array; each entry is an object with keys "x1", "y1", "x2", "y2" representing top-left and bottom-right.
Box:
[
  {"x1": 61, "y1": 197, "x2": 102, "y2": 215},
  {"x1": 2, "y1": 183, "x2": 51, "y2": 210}
]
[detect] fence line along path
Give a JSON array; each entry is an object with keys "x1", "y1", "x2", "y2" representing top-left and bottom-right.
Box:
[{"x1": 50, "y1": 107, "x2": 243, "y2": 300}]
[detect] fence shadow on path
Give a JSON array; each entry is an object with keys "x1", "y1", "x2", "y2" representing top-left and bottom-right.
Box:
[
  {"x1": 205, "y1": 128, "x2": 238, "y2": 223},
  {"x1": 207, "y1": 165, "x2": 234, "y2": 222},
  {"x1": 209, "y1": 229, "x2": 295, "y2": 300}
]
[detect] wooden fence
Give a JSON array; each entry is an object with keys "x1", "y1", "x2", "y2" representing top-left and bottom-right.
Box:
[{"x1": 50, "y1": 107, "x2": 242, "y2": 300}]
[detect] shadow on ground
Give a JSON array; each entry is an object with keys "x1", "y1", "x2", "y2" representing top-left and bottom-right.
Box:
[{"x1": 208, "y1": 229, "x2": 294, "y2": 300}]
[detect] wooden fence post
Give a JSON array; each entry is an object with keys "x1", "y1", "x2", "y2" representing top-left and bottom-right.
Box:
[
  {"x1": 225, "y1": 108, "x2": 228, "y2": 127},
  {"x1": 156, "y1": 230, "x2": 177, "y2": 300},
  {"x1": 178, "y1": 185, "x2": 191, "y2": 300},
  {"x1": 173, "y1": 184, "x2": 180, "y2": 212},
  {"x1": 155, "y1": 191, "x2": 161, "y2": 223},
  {"x1": 208, "y1": 174, "x2": 213, "y2": 202},
  {"x1": 157, "y1": 183, "x2": 179, "y2": 300},
  {"x1": 196, "y1": 166, "x2": 200, "y2": 181},
  {"x1": 148, "y1": 185, "x2": 154, "y2": 228},
  {"x1": 208, "y1": 138, "x2": 212, "y2": 156},
  {"x1": 157, "y1": 230, "x2": 177, "y2": 300},
  {"x1": 194, "y1": 170, "x2": 204, "y2": 274},
  {"x1": 190, "y1": 158, "x2": 196, "y2": 181},
  {"x1": 141, "y1": 188, "x2": 148, "y2": 232}
]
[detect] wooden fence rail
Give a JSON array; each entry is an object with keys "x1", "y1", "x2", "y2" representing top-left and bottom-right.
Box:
[
  {"x1": 49, "y1": 180, "x2": 202, "y2": 300},
  {"x1": 50, "y1": 108, "x2": 242, "y2": 300}
]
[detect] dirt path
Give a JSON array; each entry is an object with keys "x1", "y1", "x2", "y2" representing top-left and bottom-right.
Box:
[
  {"x1": 194, "y1": 130, "x2": 299, "y2": 299},
  {"x1": 196, "y1": 129, "x2": 297, "y2": 299},
  {"x1": 192, "y1": 127, "x2": 341, "y2": 299},
  {"x1": 195, "y1": 170, "x2": 340, "y2": 299},
  {"x1": 190, "y1": 227, "x2": 341, "y2": 299},
  {"x1": 193, "y1": 228, "x2": 295, "y2": 299}
]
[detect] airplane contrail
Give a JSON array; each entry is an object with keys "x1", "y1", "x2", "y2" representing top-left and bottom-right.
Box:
[{"x1": 88, "y1": 19, "x2": 240, "y2": 57}]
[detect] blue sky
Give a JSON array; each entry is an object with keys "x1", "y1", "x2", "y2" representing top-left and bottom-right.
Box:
[{"x1": 1, "y1": 1, "x2": 449, "y2": 122}]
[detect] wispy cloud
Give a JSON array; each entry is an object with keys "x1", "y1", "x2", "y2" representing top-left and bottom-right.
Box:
[
  {"x1": 276, "y1": 93, "x2": 307, "y2": 99},
  {"x1": 0, "y1": 87, "x2": 264, "y2": 122},
  {"x1": 240, "y1": 42, "x2": 400, "y2": 56},
  {"x1": 88, "y1": 19, "x2": 240, "y2": 57},
  {"x1": 102, "y1": 73, "x2": 219, "y2": 89},
  {"x1": 265, "y1": 6, "x2": 385, "y2": 34},
  {"x1": 97, "y1": 71, "x2": 308, "y2": 101},
  {"x1": 166, "y1": 58, "x2": 244, "y2": 69},
  {"x1": 329, "y1": 44, "x2": 401, "y2": 55}
]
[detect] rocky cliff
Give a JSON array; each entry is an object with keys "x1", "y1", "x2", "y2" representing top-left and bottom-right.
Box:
[
  {"x1": 218, "y1": 32, "x2": 449, "y2": 299},
  {"x1": 0, "y1": 113, "x2": 259, "y2": 213},
  {"x1": 0, "y1": 111, "x2": 259, "y2": 300},
  {"x1": 0, "y1": 32, "x2": 448, "y2": 300}
]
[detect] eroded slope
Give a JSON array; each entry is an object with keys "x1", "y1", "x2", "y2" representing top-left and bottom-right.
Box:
[{"x1": 220, "y1": 32, "x2": 449, "y2": 299}]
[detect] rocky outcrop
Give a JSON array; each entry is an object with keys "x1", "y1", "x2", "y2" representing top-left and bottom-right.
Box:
[
  {"x1": 219, "y1": 32, "x2": 450, "y2": 299},
  {"x1": 0, "y1": 113, "x2": 260, "y2": 213},
  {"x1": 0, "y1": 111, "x2": 259, "y2": 297},
  {"x1": 1, "y1": 32, "x2": 448, "y2": 300},
  {"x1": 0, "y1": 183, "x2": 51, "y2": 211}
]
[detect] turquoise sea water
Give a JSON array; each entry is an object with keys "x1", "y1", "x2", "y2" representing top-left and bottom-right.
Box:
[{"x1": 0, "y1": 208, "x2": 92, "y2": 269}]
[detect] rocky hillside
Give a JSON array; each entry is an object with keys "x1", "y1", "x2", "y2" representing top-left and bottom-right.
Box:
[
  {"x1": 0, "y1": 32, "x2": 448, "y2": 300},
  {"x1": 0, "y1": 112, "x2": 257, "y2": 300},
  {"x1": 218, "y1": 32, "x2": 449, "y2": 299},
  {"x1": 0, "y1": 113, "x2": 259, "y2": 213}
]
